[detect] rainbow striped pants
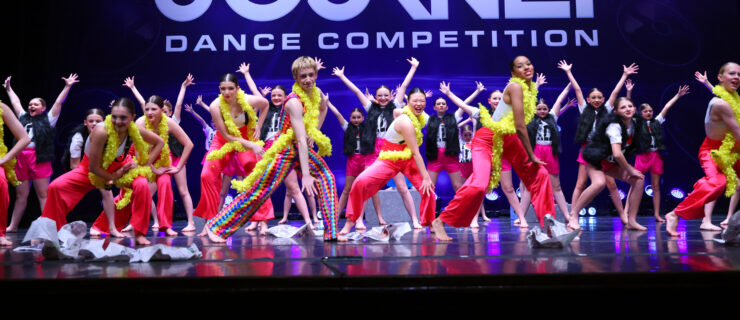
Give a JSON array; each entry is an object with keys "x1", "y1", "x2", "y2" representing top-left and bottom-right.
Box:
[{"x1": 206, "y1": 142, "x2": 339, "y2": 240}]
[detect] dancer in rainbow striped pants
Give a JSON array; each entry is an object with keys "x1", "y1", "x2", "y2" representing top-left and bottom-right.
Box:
[{"x1": 205, "y1": 57, "x2": 344, "y2": 242}]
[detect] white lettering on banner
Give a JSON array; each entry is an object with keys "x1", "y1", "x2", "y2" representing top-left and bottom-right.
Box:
[
  {"x1": 157, "y1": 0, "x2": 595, "y2": 22},
  {"x1": 165, "y1": 30, "x2": 598, "y2": 52}
]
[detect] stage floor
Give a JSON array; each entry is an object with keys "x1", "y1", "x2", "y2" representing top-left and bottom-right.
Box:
[{"x1": 1, "y1": 215, "x2": 738, "y2": 295}]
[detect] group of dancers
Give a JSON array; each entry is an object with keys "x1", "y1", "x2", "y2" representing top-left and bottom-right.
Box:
[{"x1": 0, "y1": 55, "x2": 738, "y2": 246}]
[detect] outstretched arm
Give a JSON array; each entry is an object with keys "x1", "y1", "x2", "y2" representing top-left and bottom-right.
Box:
[
  {"x1": 184, "y1": 103, "x2": 210, "y2": 131},
  {"x1": 695, "y1": 71, "x2": 714, "y2": 93},
  {"x1": 607, "y1": 63, "x2": 639, "y2": 108},
  {"x1": 332, "y1": 66, "x2": 370, "y2": 109},
  {"x1": 395, "y1": 57, "x2": 419, "y2": 105},
  {"x1": 534, "y1": 73, "x2": 547, "y2": 89},
  {"x1": 122, "y1": 76, "x2": 147, "y2": 112},
  {"x1": 0, "y1": 103, "x2": 30, "y2": 165},
  {"x1": 3, "y1": 76, "x2": 24, "y2": 116},
  {"x1": 457, "y1": 118, "x2": 472, "y2": 128},
  {"x1": 173, "y1": 73, "x2": 195, "y2": 121},
  {"x1": 439, "y1": 81, "x2": 478, "y2": 117},
  {"x1": 326, "y1": 95, "x2": 347, "y2": 128},
  {"x1": 625, "y1": 79, "x2": 634, "y2": 100},
  {"x1": 659, "y1": 85, "x2": 690, "y2": 119},
  {"x1": 550, "y1": 83, "x2": 572, "y2": 117},
  {"x1": 318, "y1": 91, "x2": 328, "y2": 130},
  {"x1": 237, "y1": 62, "x2": 261, "y2": 96},
  {"x1": 50, "y1": 73, "x2": 79, "y2": 118},
  {"x1": 558, "y1": 60, "x2": 585, "y2": 108},
  {"x1": 196, "y1": 95, "x2": 210, "y2": 113}
]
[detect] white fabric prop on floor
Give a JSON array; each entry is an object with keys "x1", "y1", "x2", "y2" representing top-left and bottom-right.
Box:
[
  {"x1": 15, "y1": 218, "x2": 202, "y2": 262},
  {"x1": 344, "y1": 223, "x2": 411, "y2": 242},
  {"x1": 265, "y1": 224, "x2": 324, "y2": 238},
  {"x1": 714, "y1": 212, "x2": 740, "y2": 245},
  {"x1": 527, "y1": 214, "x2": 580, "y2": 248}
]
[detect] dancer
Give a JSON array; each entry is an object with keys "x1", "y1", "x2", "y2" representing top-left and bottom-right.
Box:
[
  {"x1": 63, "y1": 108, "x2": 105, "y2": 171},
  {"x1": 332, "y1": 58, "x2": 423, "y2": 229},
  {"x1": 118, "y1": 75, "x2": 195, "y2": 235},
  {"x1": 570, "y1": 96, "x2": 646, "y2": 231},
  {"x1": 426, "y1": 82, "x2": 485, "y2": 192},
  {"x1": 43, "y1": 98, "x2": 164, "y2": 245},
  {"x1": 666, "y1": 62, "x2": 740, "y2": 237},
  {"x1": 0, "y1": 101, "x2": 30, "y2": 246},
  {"x1": 193, "y1": 72, "x2": 273, "y2": 237},
  {"x1": 341, "y1": 88, "x2": 435, "y2": 234},
  {"x1": 433, "y1": 56, "x2": 554, "y2": 241},
  {"x1": 623, "y1": 84, "x2": 689, "y2": 223},
  {"x1": 236, "y1": 63, "x2": 315, "y2": 232},
  {"x1": 519, "y1": 83, "x2": 577, "y2": 221},
  {"x1": 205, "y1": 56, "x2": 343, "y2": 242},
  {"x1": 327, "y1": 101, "x2": 388, "y2": 227},
  {"x1": 4, "y1": 74, "x2": 78, "y2": 233},
  {"x1": 559, "y1": 60, "x2": 638, "y2": 224},
  {"x1": 458, "y1": 123, "x2": 489, "y2": 227}
]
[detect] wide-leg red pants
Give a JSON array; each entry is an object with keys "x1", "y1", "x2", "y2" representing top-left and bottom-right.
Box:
[
  {"x1": 0, "y1": 167, "x2": 8, "y2": 237},
  {"x1": 673, "y1": 138, "x2": 740, "y2": 219},
  {"x1": 439, "y1": 128, "x2": 553, "y2": 227},
  {"x1": 91, "y1": 176, "x2": 152, "y2": 236},
  {"x1": 346, "y1": 141, "x2": 436, "y2": 227}
]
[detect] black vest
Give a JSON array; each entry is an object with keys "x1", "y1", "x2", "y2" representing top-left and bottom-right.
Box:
[
  {"x1": 343, "y1": 123, "x2": 364, "y2": 156},
  {"x1": 168, "y1": 132, "x2": 184, "y2": 157},
  {"x1": 260, "y1": 102, "x2": 282, "y2": 141},
  {"x1": 19, "y1": 112, "x2": 55, "y2": 163},
  {"x1": 527, "y1": 113, "x2": 561, "y2": 156},
  {"x1": 582, "y1": 114, "x2": 640, "y2": 169},
  {"x1": 574, "y1": 104, "x2": 609, "y2": 144},
  {"x1": 425, "y1": 113, "x2": 460, "y2": 161},
  {"x1": 636, "y1": 117, "x2": 666, "y2": 153},
  {"x1": 360, "y1": 102, "x2": 395, "y2": 155},
  {"x1": 61, "y1": 125, "x2": 88, "y2": 171}
]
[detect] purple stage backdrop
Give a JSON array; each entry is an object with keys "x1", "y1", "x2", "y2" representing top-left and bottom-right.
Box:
[{"x1": 2, "y1": 1, "x2": 739, "y2": 222}]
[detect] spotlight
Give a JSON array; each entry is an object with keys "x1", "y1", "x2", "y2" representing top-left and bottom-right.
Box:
[
  {"x1": 618, "y1": 189, "x2": 626, "y2": 200},
  {"x1": 557, "y1": 125, "x2": 562, "y2": 132},
  {"x1": 670, "y1": 188, "x2": 685, "y2": 199},
  {"x1": 224, "y1": 195, "x2": 233, "y2": 204},
  {"x1": 588, "y1": 207, "x2": 597, "y2": 216},
  {"x1": 579, "y1": 208, "x2": 586, "y2": 216},
  {"x1": 485, "y1": 190, "x2": 500, "y2": 201},
  {"x1": 645, "y1": 185, "x2": 653, "y2": 197},
  {"x1": 516, "y1": 187, "x2": 521, "y2": 198}
]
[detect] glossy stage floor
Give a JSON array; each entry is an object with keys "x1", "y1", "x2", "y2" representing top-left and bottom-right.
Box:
[{"x1": 1, "y1": 215, "x2": 738, "y2": 298}]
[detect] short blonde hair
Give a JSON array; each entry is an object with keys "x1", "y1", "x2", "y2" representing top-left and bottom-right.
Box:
[{"x1": 291, "y1": 56, "x2": 317, "y2": 79}]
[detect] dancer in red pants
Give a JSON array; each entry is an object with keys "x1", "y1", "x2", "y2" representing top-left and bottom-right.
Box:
[
  {"x1": 0, "y1": 102, "x2": 30, "y2": 246},
  {"x1": 433, "y1": 56, "x2": 554, "y2": 241}
]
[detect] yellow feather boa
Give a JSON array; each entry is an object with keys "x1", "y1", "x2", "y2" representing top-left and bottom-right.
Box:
[
  {"x1": 378, "y1": 106, "x2": 428, "y2": 161},
  {"x1": 230, "y1": 83, "x2": 329, "y2": 193},
  {"x1": 89, "y1": 115, "x2": 154, "y2": 209},
  {"x1": 145, "y1": 115, "x2": 171, "y2": 168},
  {"x1": 0, "y1": 103, "x2": 20, "y2": 186},
  {"x1": 479, "y1": 77, "x2": 538, "y2": 192},
  {"x1": 206, "y1": 89, "x2": 264, "y2": 161},
  {"x1": 710, "y1": 85, "x2": 740, "y2": 197}
]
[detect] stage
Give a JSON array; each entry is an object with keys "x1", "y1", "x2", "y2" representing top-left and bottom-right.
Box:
[{"x1": 1, "y1": 215, "x2": 738, "y2": 298}]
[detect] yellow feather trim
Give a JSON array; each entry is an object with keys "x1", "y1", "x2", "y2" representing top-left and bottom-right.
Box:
[
  {"x1": 710, "y1": 85, "x2": 740, "y2": 197},
  {"x1": 206, "y1": 89, "x2": 264, "y2": 161},
  {"x1": 0, "y1": 103, "x2": 20, "y2": 186}
]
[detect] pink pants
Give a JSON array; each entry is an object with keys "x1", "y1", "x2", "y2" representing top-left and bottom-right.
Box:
[
  {"x1": 0, "y1": 167, "x2": 8, "y2": 237},
  {"x1": 674, "y1": 138, "x2": 740, "y2": 220},
  {"x1": 194, "y1": 127, "x2": 273, "y2": 221},
  {"x1": 91, "y1": 176, "x2": 152, "y2": 236},
  {"x1": 439, "y1": 128, "x2": 554, "y2": 227},
  {"x1": 346, "y1": 141, "x2": 436, "y2": 227}
]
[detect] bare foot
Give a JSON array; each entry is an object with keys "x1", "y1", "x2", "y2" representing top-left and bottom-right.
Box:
[
  {"x1": 206, "y1": 227, "x2": 227, "y2": 243},
  {"x1": 165, "y1": 228, "x2": 178, "y2": 236},
  {"x1": 0, "y1": 236, "x2": 12, "y2": 246},
  {"x1": 278, "y1": 218, "x2": 288, "y2": 225},
  {"x1": 151, "y1": 223, "x2": 159, "y2": 231},
  {"x1": 431, "y1": 218, "x2": 452, "y2": 241},
  {"x1": 110, "y1": 229, "x2": 126, "y2": 238},
  {"x1": 135, "y1": 235, "x2": 151, "y2": 246},
  {"x1": 700, "y1": 222, "x2": 722, "y2": 231},
  {"x1": 334, "y1": 235, "x2": 349, "y2": 242},
  {"x1": 412, "y1": 221, "x2": 423, "y2": 229},
  {"x1": 339, "y1": 220, "x2": 355, "y2": 235},
  {"x1": 121, "y1": 224, "x2": 133, "y2": 232},
  {"x1": 313, "y1": 219, "x2": 320, "y2": 226},
  {"x1": 197, "y1": 229, "x2": 207, "y2": 237},
  {"x1": 720, "y1": 218, "x2": 730, "y2": 227},
  {"x1": 89, "y1": 227, "x2": 102, "y2": 236},
  {"x1": 5, "y1": 226, "x2": 17, "y2": 233},
  {"x1": 654, "y1": 215, "x2": 666, "y2": 223},
  {"x1": 626, "y1": 221, "x2": 647, "y2": 231},
  {"x1": 513, "y1": 219, "x2": 520, "y2": 226},
  {"x1": 258, "y1": 221, "x2": 268, "y2": 236},
  {"x1": 181, "y1": 224, "x2": 196, "y2": 232},
  {"x1": 567, "y1": 219, "x2": 581, "y2": 231},
  {"x1": 378, "y1": 218, "x2": 388, "y2": 225},
  {"x1": 355, "y1": 220, "x2": 367, "y2": 230},
  {"x1": 470, "y1": 220, "x2": 479, "y2": 228},
  {"x1": 245, "y1": 222, "x2": 257, "y2": 231},
  {"x1": 665, "y1": 212, "x2": 680, "y2": 237},
  {"x1": 619, "y1": 212, "x2": 629, "y2": 225},
  {"x1": 482, "y1": 215, "x2": 491, "y2": 222}
]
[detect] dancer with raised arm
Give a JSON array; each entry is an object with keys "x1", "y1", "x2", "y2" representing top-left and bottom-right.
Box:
[
  {"x1": 433, "y1": 56, "x2": 554, "y2": 241},
  {"x1": 205, "y1": 56, "x2": 344, "y2": 242},
  {"x1": 666, "y1": 62, "x2": 740, "y2": 236},
  {"x1": 0, "y1": 101, "x2": 30, "y2": 245},
  {"x1": 4, "y1": 74, "x2": 78, "y2": 233}
]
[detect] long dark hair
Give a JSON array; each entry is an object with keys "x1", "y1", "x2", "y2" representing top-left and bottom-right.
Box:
[{"x1": 61, "y1": 108, "x2": 107, "y2": 171}]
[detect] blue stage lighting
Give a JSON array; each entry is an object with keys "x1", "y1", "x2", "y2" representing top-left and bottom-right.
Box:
[
  {"x1": 579, "y1": 208, "x2": 586, "y2": 216},
  {"x1": 670, "y1": 188, "x2": 685, "y2": 199},
  {"x1": 645, "y1": 185, "x2": 653, "y2": 197},
  {"x1": 588, "y1": 207, "x2": 597, "y2": 216},
  {"x1": 516, "y1": 187, "x2": 521, "y2": 198},
  {"x1": 485, "y1": 190, "x2": 500, "y2": 201},
  {"x1": 618, "y1": 189, "x2": 626, "y2": 200}
]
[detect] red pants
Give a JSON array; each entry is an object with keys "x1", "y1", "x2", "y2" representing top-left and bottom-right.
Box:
[
  {"x1": 91, "y1": 176, "x2": 152, "y2": 236},
  {"x1": 673, "y1": 138, "x2": 740, "y2": 220},
  {"x1": 0, "y1": 167, "x2": 8, "y2": 237},
  {"x1": 439, "y1": 128, "x2": 553, "y2": 227},
  {"x1": 155, "y1": 173, "x2": 174, "y2": 230},
  {"x1": 193, "y1": 127, "x2": 273, "y2": 221},
  {"x1": 346, "y1": 141, "x2": 436, "y2": 227}
]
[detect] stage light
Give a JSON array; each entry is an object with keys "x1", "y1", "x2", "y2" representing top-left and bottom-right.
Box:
[
  {"x1": 645, "y1": 185, "x2": 653, "y2": 197},
  {"x1": 516, "y1": 187, "x2": 521, "y2": 198},
  {"x1": 557, "y1": 125, "x2": 562, "y2": 132},
  {"x1": 588, "y1": 207, "x2": 596, "y2": 216},
  {"x1": 670, "y1": 188, "x2": 685, "y2": 199},
  {"x1": 224, "y1": 195, "x2": 233, "y2": 204},
  {"x1": 579, "y1": 208, "x2": 586, "y2": 216},
  {"x1": 485, "y1": 190, "x2": 500, "y2": 201},
  {"x1": 618, "y1": 189, "x2": 626, "y2": 200}
]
